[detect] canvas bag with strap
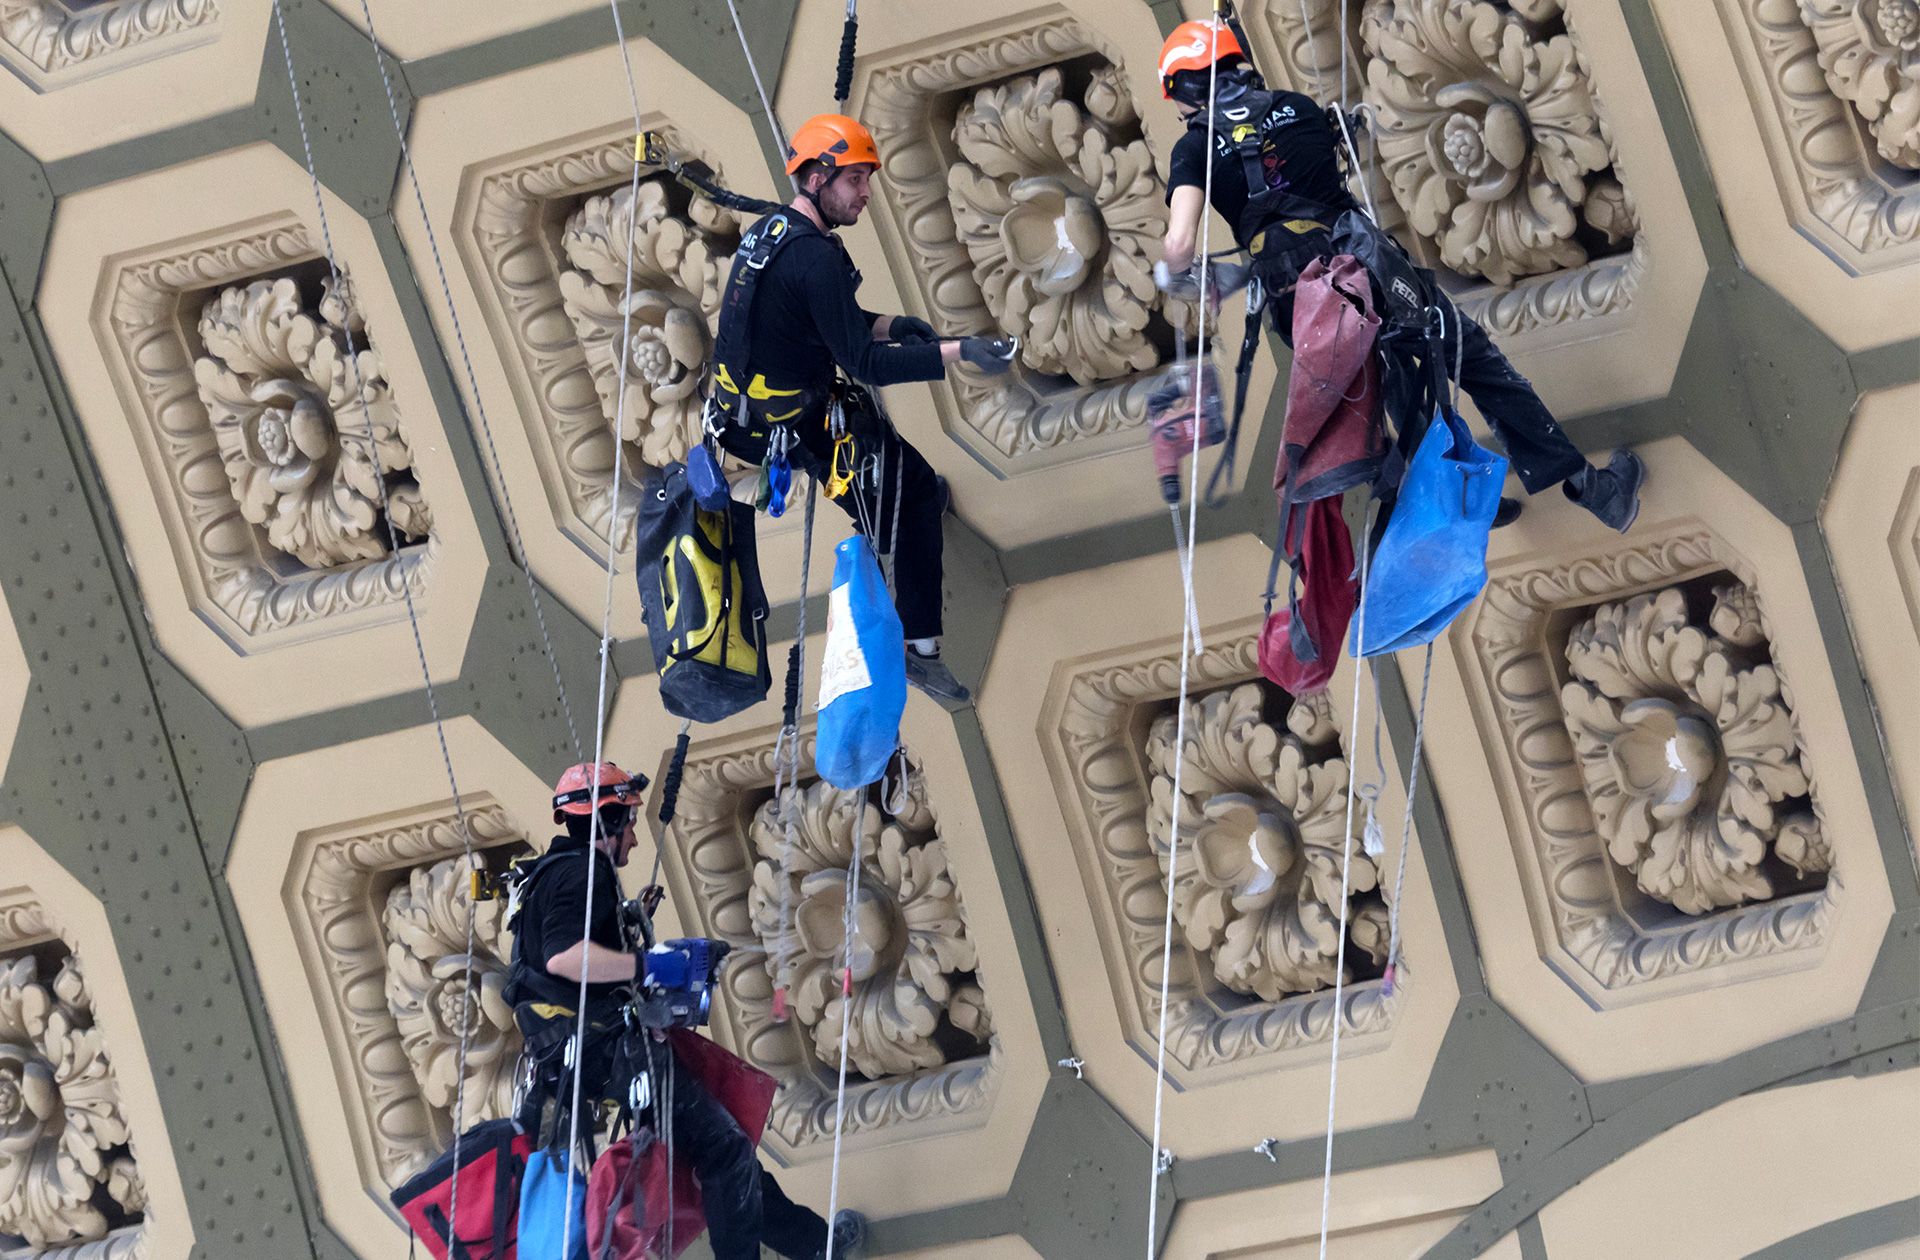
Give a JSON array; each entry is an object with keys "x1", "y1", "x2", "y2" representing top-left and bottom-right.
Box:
[{"x1": 635, "y1": 462, "x2": 772, "y2": 723}]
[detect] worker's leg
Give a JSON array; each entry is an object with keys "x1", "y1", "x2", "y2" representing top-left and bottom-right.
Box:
[
  {"x1": 1453, "y1": 314, "x2": 1585, "y2": 494},
  {"x1": 756, "y1": 1170, "x2": 833, "y2": 1259},
  {"x1": 823, "y1": 426, "x2": 944, "y2": 641},
  {"x1": 665, "y1": 1052, "x2": 789, "y2": 1260}
]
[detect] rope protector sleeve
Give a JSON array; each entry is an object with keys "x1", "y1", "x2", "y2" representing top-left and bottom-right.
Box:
[
  {"x1": 834, "y1": 16, "x2": 859, "y2": 106},
  {"x1": 782, "y1": 641, "x2": 803, "y2": 728},
  {"x1": 657, "y1": 731, "x2": 692, "y2": 826}
]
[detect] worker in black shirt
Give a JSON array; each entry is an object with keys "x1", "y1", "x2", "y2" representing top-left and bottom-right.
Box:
[
  {"x1": 709, "y1": 113, "x2": 1017, "y2": 704},
  {"x1": 505, "y1": 760, "x2": 865, "y2": 1260},
  {"x1": 1154, "y1": 20, "x2": 1644, "y2": 532}
]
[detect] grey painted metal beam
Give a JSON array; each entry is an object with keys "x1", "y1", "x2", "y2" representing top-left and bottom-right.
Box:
[{"x1": 1744, "y1": 1196, "x2": 1920, "y2": 1260}]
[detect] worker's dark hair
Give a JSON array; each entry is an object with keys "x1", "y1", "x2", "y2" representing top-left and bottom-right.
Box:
[
  {"x1": 794, "y1": 158, "x2": 837, "y2": 191},
  {"x1": 1168, "y1": 56, "x2": 1258, "y2": 108},
  {"x1": 564, "y1": 800, "x2": 635, "y2": 846}
]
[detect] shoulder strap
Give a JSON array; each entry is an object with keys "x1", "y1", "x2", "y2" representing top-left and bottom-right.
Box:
[{"x1": 710, "y1": 207, "x2": 819, "y2": 405}]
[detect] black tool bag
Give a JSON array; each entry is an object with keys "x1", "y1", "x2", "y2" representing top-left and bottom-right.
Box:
[{"x1": 635, "y1": 463, "x2": 771, "y2": 723}]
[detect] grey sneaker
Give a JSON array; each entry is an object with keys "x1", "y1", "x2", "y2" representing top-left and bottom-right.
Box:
[
  {"x1": 1565, "y1": 449, "x2": 1646, "y2": 534},
  {"x1": 905, "y1": 648, "x2": 971, "y2": 704},
  {"x1": 827, "y1": 1209, "x2": 868, "y2": 1258}
]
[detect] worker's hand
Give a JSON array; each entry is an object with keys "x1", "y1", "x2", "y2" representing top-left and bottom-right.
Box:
[
  {"x1": 639, "y1": 884, "x2": 665, "y2": 917},
  {"x1": 958, "y1": 336, "x2": 1017, "y2": 375},
  {"x1": 888, "y1": 315, "x2": 937, "y2": 344},
  {"x1": 1153, "y1": 258, "x2": 1202, "y2": 302}
]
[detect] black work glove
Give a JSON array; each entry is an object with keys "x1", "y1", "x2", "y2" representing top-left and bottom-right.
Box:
[
  {"x1": 888, "y1": 314, "x2": 937, "y2": 343},
  {"x1": 958, "y1": 336, "x2": 1018, "y2": 375}
]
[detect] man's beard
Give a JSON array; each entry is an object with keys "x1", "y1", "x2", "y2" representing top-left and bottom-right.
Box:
[{"x1": 822, "y1": 196, "x2": 858, "y2": 228}]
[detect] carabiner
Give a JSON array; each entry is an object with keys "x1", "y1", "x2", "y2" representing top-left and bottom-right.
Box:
[{"x1": 825, "y1": 432, "x2": 857, "y2": 499}]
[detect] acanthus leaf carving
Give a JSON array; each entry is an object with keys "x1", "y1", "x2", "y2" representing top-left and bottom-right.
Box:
[{"x1": 1799, "y1": 0, "x2": 1920, "y2": 168}]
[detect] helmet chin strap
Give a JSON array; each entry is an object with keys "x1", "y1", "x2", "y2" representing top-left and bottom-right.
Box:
[{"x1": 800, "y1": 165, "x2": 854, "y2": 228}]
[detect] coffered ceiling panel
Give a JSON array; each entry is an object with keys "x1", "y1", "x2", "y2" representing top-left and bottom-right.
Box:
[{"x1": 39, "y1": 142, "x2": 488, "y2": 727}]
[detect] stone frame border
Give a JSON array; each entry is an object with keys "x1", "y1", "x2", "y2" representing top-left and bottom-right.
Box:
[
  {"x1": 659, "y1": 723, "x2": 1000, "y2": 1162},
  {"x1": 96, "y1": 212, "x2": 434, "y2": 651},
  {"x1": 1037, "y1": 626, "x2": 1399, "y2": 1085},
  {"x1": 0, "y1": 0, "x2": 217, "y2": 93},
  {"x1": 1710, "y1": 0, "x2": 1920, "y2": 271},
  {"x1": 1456, "y1": 521, "x2": 1836, "y2": 1003},
  {"x1": 284, "y1": 798, "x2": 523, "y2": 1190}
]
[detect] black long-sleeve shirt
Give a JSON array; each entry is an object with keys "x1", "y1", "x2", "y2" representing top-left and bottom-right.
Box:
[{"x1": 742, "y1": 219, "x2": 943, "y2": 395}]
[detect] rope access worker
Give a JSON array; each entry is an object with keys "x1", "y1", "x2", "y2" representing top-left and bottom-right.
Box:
[
  {"x1": 708, "y1": 113, "x2": 1017, "y2": 705},
  {"x1": 1154, "y1": 19, "x2": 1646, "y2": 533},
  {"x1": 505, "y1": 761, "x2": 867, "y2": 1260}
]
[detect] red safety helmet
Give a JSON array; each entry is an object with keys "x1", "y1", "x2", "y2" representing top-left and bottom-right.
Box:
[
  {"x1": 784, "y1": 113, "x2": 881, "y2": 175},
  {"x1": 1159, "y1": 19, "x2": 1244, "y2": 99},
  {"x1": 552, "y1": 761, "x2": 647, "y2": 823}
]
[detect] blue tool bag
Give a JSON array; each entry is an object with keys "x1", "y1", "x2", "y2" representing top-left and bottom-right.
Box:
[
  {"x1": 517, "y1": 1147, "x2": 589, "y2": 1260},
  {"x1": 815, "y1": 535, "x2": 905, "y2": 790},
  {"x1": 1353, "y1": 407, "x2": 1507, "y2": 657}
]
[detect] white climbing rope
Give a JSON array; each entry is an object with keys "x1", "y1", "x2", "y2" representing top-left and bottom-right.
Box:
[
  {"x1": 348, "y1": 0, "x2": 585, "y2": 767},
  {"x1": 551, "y1": 4, "x2": 654, "y2": 1257},
  {"x1": 265, "y1": 1, "x2": 490, "y2": 1245},
  {"x1": 823, "y1": 790, "x2": 869, "y2": 1260},
  {"x1": 1144, "y1": 13, "x2": 1230, "y2": 1257}
]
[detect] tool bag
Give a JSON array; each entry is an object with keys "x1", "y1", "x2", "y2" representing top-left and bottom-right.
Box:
[
  {"x1": 1259, "y1": 496, "x2": 1357, "y2": 696},
  {"x1": 518, "y1": 1147, "x2": 591, "y2": 1260},
  {"x1": 1352, "y1": 407, "x2": 1506, "y2": 657},
  {"x1": 585, "y1": 1031, "x2": 777, "y2": 1259},
  {"x1": 636, "y1": 463, "x2": 772, "y2": 723},
  {"x1": 1278, "y1": 253, "x2": 1384, "y2": 514},
  {"x1": 815, "y1": 535, "x2": 905, "y2": 790},
  {"x1": 389, "y1": 1118, "x2": 532, "y2": 1260}
]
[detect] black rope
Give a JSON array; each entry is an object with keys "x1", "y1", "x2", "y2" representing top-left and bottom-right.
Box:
[
  {"x1": 833, "y1": 14, "x2": 859, "y2": 106},
  {"x1": 656, "y1": 730, "x2": 693, "y2": 826},
  {"x1": 781, "y1": 640, "x2": 804, "y2": 728}
]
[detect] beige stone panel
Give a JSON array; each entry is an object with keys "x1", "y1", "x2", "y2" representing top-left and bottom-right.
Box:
[
  {"x1": 396, "y1": 37, "x2": 827, "y2": 635},
  {"x1": 0, "y1": 582, "x2": 26, "y2": 779},
  {"x1": 0, "y1": 825, "x2": 196, "y2": 1260},
  {"x1": 1425, "y1": 435, "x2": 1893, "y2": 1082},
  {"x1": 317, "y1": 0, "x2": 605, "y2": 60},
  {"x1": 1825, "y1": 383, "x2": 1920, "y2": 864},
  {"x1": 1200, "y1": 0, "x2": 1707, "y2": 419},
  {"x1": 1540, "y1": 1067, "x2": 1920, "y2": 1258},
  {"x1": 1655, "y1": 0, "x2": 1920, "y2": 351},
  {"x1": 980, "y1": 533, "x2": 1459, "y2": 1154},
  {"x1": 780, "y1": 0, "x2": 1278, "y2": 548},
  {"x1": 891, "y1": 1240, "x2": 1040, "y2": 1260},
  {"x1": 605, "y1": 660, "x2": 1050, "y2": 1218},
  {"x1": 1163, "y1": 1149, "x2": 1509, "y2": 1259},
  {"x1": 0, "y1": 0, "x2": 263, "y2": 163},
  {"x1": 40, "y1": 143, "x2": 488, "y2": 728},
  {"x1": 226, "y1": 715, "x2": 555, "y2": 1260}
]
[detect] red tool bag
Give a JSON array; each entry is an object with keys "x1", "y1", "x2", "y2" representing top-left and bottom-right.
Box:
[
  {"x1": 586, "y1": 1030, "x2": 778, "y2": 1259},
  {"x1": 390, "y1": 1118, "x2": 533, "y2": 1260},
  {"x1": 1259, "y1": 496, "x2": 1358, "y2": 696}
]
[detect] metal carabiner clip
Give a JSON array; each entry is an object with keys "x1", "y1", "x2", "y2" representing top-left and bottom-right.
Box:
[{"x1": 825, "y1": 432, "x2": 857, "y2": 499}]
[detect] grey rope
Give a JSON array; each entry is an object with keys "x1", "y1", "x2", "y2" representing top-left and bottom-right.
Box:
[
  {"x1": 349, "y1": 0, "x2": 583, "y2": 762},
  {"x1": 267, "y1": 0, "x2": 485, "y2": 1241},
  {"x1": 823, "y1": 790, "x2": 868, "y2": 1259}
]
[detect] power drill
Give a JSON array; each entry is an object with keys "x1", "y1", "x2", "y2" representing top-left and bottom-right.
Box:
[{"x1": 630, "y1": 937, "x2": 731, "y2": 1030}]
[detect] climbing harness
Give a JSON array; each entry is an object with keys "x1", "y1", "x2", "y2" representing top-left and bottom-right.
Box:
[
  {"x1": 267, "y1": 3, "x2": 501, "y2": 1250},
  {"x1": 1145, "y1": 10, "x2": 1229, "y2": 1256}
]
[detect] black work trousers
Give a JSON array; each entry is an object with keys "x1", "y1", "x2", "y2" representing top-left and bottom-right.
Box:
[
  {"x1": 720, "y1": 411, "x2": 946, "y2": 642},
  {"x1": 646, "y1": 1040, "x2": 828, "y2": 1260},
  {"x1": 1261, "y1": 241, "x2": 1588, "y2": 494}
]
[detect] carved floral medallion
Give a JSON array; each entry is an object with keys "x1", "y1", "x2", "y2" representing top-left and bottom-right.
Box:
[
  {"x1": 463, "y1": 132, "x2": 738, "y2": 558},
  {"x1": 1043, "y1": 633, "x2": 1397, "y2": 1082},
  {"x1": 0, "y1": 895, "x2": 145, "y2": 1259},
  {"x1": 1801, "y1": 0, "x2": 1920, "y2": 168},
  {"x1": 0, "y1": 0, "x2": 217, "y2": 92},
  {"x1": 864, "y1": 19, "x2": 1198, "y2": 467},
  {"x1": 1461, "y1": 527, "x2": 1839, "y2": 1000},
  {"x1": 104, "y1": 220, "x2": 435, "y2": 644},
  {"x1": 1146, "y1": 685, "x2": 1388, "y2": 1002},
  {"x1": 1360, "y1": 0, "x2": 1638, "y2": 287},
  {"x1": 292, "y1": 802, "x2": 525, "y2": 1184},
  {"x1": 746, "y1": 767, "x2": 990, "y2": 1081},
  {"x1": 666, "y1": 733, "x2": 997, "y2": 1154},
  {"x1": 193, "y1": 274, "x2": 430, "y2": 571}
]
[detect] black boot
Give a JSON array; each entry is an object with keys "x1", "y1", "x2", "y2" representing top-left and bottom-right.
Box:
[
  {"x1": 1493, "y1": 497, "x2": 1522, "y2": 529},
  {"x1": 825, "y1": 1209, "x2": 868, "y2": 1258},
  {"x1": 1564, "y1": 449, "x2": 1646, "y2": 534}
]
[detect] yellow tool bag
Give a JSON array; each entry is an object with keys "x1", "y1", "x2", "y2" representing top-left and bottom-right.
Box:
[{"x1": 636, "y1": 462, "x2": 771, "y2": 723}]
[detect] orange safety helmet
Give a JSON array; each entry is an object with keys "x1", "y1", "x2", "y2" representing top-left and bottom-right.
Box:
[
  {"x1": 552, "y1": 760, "x2": 647, "y2": 822},
  {"x1": 1159, "y1": 19, "x2": 1245, "y2": 99},
  {"x1": 784, "y1": 113, "x2": 881, "y2": 175}
]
